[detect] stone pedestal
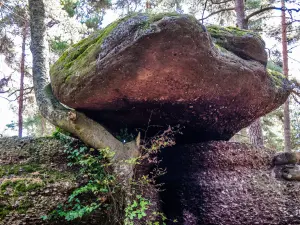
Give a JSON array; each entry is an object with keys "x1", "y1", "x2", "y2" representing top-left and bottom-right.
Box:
[{"x1": 158, "y1": 142, "x2": 300, "y2": 225}]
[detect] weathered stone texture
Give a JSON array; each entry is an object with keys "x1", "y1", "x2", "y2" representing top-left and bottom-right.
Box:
[
  {"x1": 50, "y1": 13, "x2": 289, "y2": 143},
  {"x1": 158, "y1": 142, "x2": 300, "y2": 225},
  {"x1": 0, "y1": 137, "x2": 67, "y2": 165},
  {"x1": 0, "y1": 137, "x2": 74, "y2": 225}
]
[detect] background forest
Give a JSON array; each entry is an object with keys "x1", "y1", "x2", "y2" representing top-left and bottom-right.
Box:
[{"x1": 0, "y1": 0, "x2": 299, "y2": 151}]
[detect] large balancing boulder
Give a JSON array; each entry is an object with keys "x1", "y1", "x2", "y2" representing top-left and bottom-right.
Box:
[{"x1": 50, "y1": 13, "x2": 289, "y2": 143}]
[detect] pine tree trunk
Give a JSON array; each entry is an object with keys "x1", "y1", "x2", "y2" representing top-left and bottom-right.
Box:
[
  {"x1": 235, "y1": 0, "x2": 248, "y2": 29},
  {"x1": 248, "y1": 119, "x2": 264, "y2": 146},
  {"x1": 234, "y1": 0, "x2": 264, "y2": 146},
  {"x1": 281, "y1": 0, "x2": 291, "y2": 152},
  {"x1": 18, "y1": 21, "x2": 28, "y2": 138}
]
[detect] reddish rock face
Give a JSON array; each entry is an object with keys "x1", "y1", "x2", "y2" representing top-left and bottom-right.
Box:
[
  {"x1": 157, "y1": 142, "x2": 300, "y2": 225},
  {"x1": 50, "y1": 14, "x2": 289, "y2": 143}
]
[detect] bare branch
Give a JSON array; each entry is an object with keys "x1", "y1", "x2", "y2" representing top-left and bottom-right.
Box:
[
  {"x1": 0, "y1": 95, "x2": 15, "y2": 102},
  {"x1": 246, "y1": 6, "x2": 300, "y2": 21},
  {"x1": 210, "y1": 0, "x2": 233, "y2": 5},
  {"x1": 288, "y1": 56, "x2": 300, "y2": 64},
  {"x1": 292, "y1": 93, "x2": 300, "y2": 105},
  {"x1": 0, "y1": 90, "x2": 9, "y2": 94},
  {"x1": 201, "y1": 0, "x2": 209, "y2": 23},
  {"x1": 246, "y1": 6, "x2": 278, "y2": 21},
  {"x1": 8, "y1": 86, "x2": 34, "y2": 97},
  {"x1": 201, "y1": 7, "x2": 235, "y2": 21},
  {"x1": 46, "y1": 17, "x2": 60, "y2": 28},
  {"x1": 288, "y1": 45, "x2": 300, "y2": 52}
]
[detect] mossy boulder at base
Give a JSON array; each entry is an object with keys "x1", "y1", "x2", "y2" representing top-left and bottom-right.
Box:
[
  {"x1": 50, "y1": 13, "x2": 289, "y2": 143},
  {"x1": 2, "y1": 137, "x2": 300, "y2": 224},
  {"x1": 0, "y1": 137, "x2": 102, "y2": 225}
]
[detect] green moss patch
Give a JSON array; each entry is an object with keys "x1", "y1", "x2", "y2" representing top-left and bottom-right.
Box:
[
  {"x1": 207, "y1": 25, "x2": 262, "y2": 40},
  {"x1": 50, "y1": 18, "x2": 124, "y2": 83},
  {"x1": 50, "y1": 12, "x2": 202, "y2": 84},
  {"x1": 0, "y1": 178, "x2": 44, "y2": 196},
  {"x1": 267, "y1": 69, "x2": 286, "y2": 88},
  {"x1": 0, "y1": 163, "x2": 73, "y2": 182},
  {"x1": 0, "y1": 163, "x2": 76, "y2": 221},
  {"x1": 138, "y1": 12, "x2": 182, "y2": 30},
  {"x1": 0, "y1": 205, "x2": 10, "y2": 220}
]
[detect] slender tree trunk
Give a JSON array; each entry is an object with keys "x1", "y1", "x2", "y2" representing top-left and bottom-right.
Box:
[
  {"x1": 235, "y1": 0, "x2": 248, "y2": 29},
  {"x1": 248, "y1": 119, "x2": 264, "y2": 146},
  {"x1": 40, "y1": 114, "x2": 46, "y2": 136},
  {"x1": 18, "y1": 21, "x2": 28, "y2": 137},
  {"x1": 28, "y1": 0, "x2": 139, "y2": 180},
  {"x1": 234, "y1": 0, "x2": 264, "y2": 146},
  {"x1": 281, "y1": 0, "x2": 291, "y2": 152}
]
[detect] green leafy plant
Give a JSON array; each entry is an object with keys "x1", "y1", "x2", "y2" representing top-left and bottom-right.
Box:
[
  {"x1": 124, "y1": 195, "x2": 150, "y2": 223},
  {"x1": 44, "y1": 131, "x2": 119, "y2": 222},
  {"x1": 45, "y1": 126, "x2": 180, "y2": 224},
  {"x1": 123, "y1": 125, "x2": 181, "y2": 225}
]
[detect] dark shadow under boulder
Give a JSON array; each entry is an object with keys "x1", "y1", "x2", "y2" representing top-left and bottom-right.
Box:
[{"x1": 157, "y1": 141, "x2": 300, "y2": 225}]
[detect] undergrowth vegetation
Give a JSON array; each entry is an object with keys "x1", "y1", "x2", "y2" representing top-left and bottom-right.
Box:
[
  {"x1": 43, "y1": 126, "x2": 180, "y2": 224},
  {"x1": 42, "y1": 130, "x2": 121, "y2": 222}
]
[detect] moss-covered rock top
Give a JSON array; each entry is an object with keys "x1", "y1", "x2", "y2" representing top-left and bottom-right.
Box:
[
  {"x1": 207, "y1": 25, "x2": 267, "y2": 65},
  {"x1": 267, "y1": 68, "x2": 287, "y2": 88},
  {"x1": 50, "y1": 19, "x2": 120, "y2": 83},
  {"x1": 50, "y1": 12, "x2": 200, "y2": 86},
  {"x1": 207, "y1": 25, "x2": 262, "y2": 39},
  {"x1": 0, "y1": 137, "x2": 67, "y2": 165}
]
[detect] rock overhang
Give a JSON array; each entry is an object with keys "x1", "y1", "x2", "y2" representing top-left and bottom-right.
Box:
[{"x1": 50, "y1": 13, "x2": 290, "y2": 143}]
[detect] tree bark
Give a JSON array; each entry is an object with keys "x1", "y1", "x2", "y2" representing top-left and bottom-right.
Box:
[
  {"x1": 248, "y1": 119, "x2": 264, "y2": 146},
  {"x1": 18, "y1": 20, "x2": 28, "y2": 138},
  {"x1": 40, "y1": 114, "x2": 46, "y2": 136},
  {"x1": 28, "y1": 0, "x2": 139, "y2": 178},
  {"x1": 281, "y1": 0, "x2": 291, "y2": 152},
  {"x1": 234, "y1": 0, "x2": 264, "y2": 146},
  {"x1": 235, "y1": 0, "x2": 248, "y2": 29}
]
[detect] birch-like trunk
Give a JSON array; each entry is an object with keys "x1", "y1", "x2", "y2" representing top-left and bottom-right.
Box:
[{"x1": 281, "y1": 0, "x2": 291, "y2": 152}]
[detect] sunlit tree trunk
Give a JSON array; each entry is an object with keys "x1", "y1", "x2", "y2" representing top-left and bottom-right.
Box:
[
  {"x1": 18, "y1": 20, "x2": 28, "y2": 137},
  {"x1": 248, "y1": 119, "x2": 264, "y2": 146},
  {"x1": 235, "y1": 0, "x2": 248, "y2": 29},
  {"x1": 281, "y1": 0, "x2": 291, "y2": 152}
]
